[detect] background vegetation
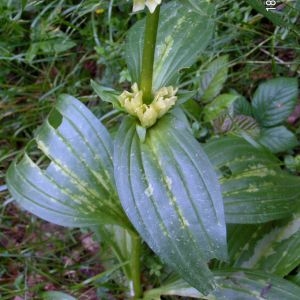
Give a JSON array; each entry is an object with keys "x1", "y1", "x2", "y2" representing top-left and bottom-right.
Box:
[{"x1": 0, "y1": 0, "x2": 299, "y2": 299}]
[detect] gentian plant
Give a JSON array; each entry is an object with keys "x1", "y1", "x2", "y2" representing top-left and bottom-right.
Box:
[{"x1": 6, "y1": 1, "x2": 300, "y2": 299}]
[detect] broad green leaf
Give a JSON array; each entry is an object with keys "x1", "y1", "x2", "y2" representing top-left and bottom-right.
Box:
[
  {"x1": 284, "y1": 154, "x2": 300, "y2": 173},
  {"x1": 258, "y1": 126, "x2": 298, "y2": 153},
  {"x1": 182, "y1": 99, "x2": 202, "y2": 121},
  {"x1": 244, "y1": 0, "x2": 288, "y2": 27},
  {"x1": 213, "y1": 269, "x2": 300, "y2": 299},
  {"x1": 252, "y1": 77, "x2": 298, "y2": 127},
  {"x1": 203, "y1": 93, "x2": 238, "y2": 122},
  {"x1": 143, "y1": 277, "x2": 206, "y2": 299},
  {"x1": 204, "y1": 136, "x2": 300, "y2": 223},
  {"x1": 212, "y1": 114, "x2": 233, "y2": 134},
  {"x1": 215, "y1": 214, "x2": 300, "y2": 276},
  {"x1": 6, "y1": 95, "x2": 131, "y2": 229},
  {"x1": 126, "y1": 0, "x2": 214, "y2": 91},
  {"x1": 213, "y1": 114, "x2": 260, "y2": 136},
  {"x1": 233, "y1": 95, "x2": 252, "y2": 116},
  {"x1": 199, "y1": 55, "x2": 229, "y2": 102},
  {"x1": 144, "y1": 269, "x2": 300, "y2": 299},
  {"x1": 289, "y1": 271, "x2": 300, "y2": 287},
  {"x1": 232, "y1": 115, "x2": 260, "y2": 135},
  {"x1": 176, "y1": 90, "x2": 197, "y2": 105},
  {"x1": 125, "y1": 19, "x2": 144, "y2": 86},
  {"x1": 182, "y1": 0, "x2": 210, "y2": 12},
  {"x1": 91, "y1": 79, "x2": 123, "y2": 110},
  {"x1": 212, "y1": 223, "x2": 271, "y2": 269},
  {"x1": 234, "y1": 214, "x2": 300, "y2": 276},
  {"x1": 114, "y1": 112, "x2": 227, "y2": 294},
  {"x1": 42, "y1": 291, "x2": 76, "y2": 300},
  {"x1": 39, "y1": 30, "x2": 76, "y2": 54}
]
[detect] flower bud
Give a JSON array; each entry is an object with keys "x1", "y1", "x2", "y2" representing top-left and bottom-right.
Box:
[
  {"x1": 119, "y1": 83, "x2": 143, "y2": 116},
  {"x1": 118, "y1": 83, "x2": 178, "y2": 128},
  {"x1": 136, "y1": 104, "x2": 158, "y2": 128},
  {"x1": 133, "y1": 0, "x2": 162, "y2": 13},
  {"x1": 152, "y1": 86, "x2": 178, "y2": 117}
]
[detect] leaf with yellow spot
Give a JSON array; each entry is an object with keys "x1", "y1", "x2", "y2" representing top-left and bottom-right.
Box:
[
  {"x1": 215, "y1": 214, "x2": 300, "y2": 277},
  {"x1": 204, "y1": 136, "x2": 300, "y2": 224},
  {"x1": 144, "y1": 269, "x2": 300, "y2": 299},
  {"x1": 114, "y1": 109, "x2": 227, "y2": 294},
  {"x1": 126, "y1": 1, "x2": 214, "y2": 91},
  {"x1": 6, "y1": 95, "x2": 132, "y2": 229}
]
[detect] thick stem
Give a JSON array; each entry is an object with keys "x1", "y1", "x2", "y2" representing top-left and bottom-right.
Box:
[
  {"x1": 140, "y1": 6, "x2": 160, "y2": 105},
  {"x1": 130, "y1": 234, "x2": 143, "y2": 299}
]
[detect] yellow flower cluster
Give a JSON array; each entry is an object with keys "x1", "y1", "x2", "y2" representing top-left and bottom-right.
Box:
[
  {"x1": 119, "y1": 83, "x2": 178, "y2": 128},
  {"x1": 133, "y1": 0, "x2": 162, "y2": 13}
]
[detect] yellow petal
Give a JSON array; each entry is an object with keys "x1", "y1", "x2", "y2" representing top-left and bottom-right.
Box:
[{"x1": 136, "y1": 104, "x2": 158, "y2": 127}]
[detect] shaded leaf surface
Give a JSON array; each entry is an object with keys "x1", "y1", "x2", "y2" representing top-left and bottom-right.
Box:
[
  {"x1": 252, "y1": 77, "x2": 298, "y2": 127},
  {"x1": 233, "y1": 95, "x2": 252, "y2": 116},
  {"x1": 98, "y1": 225, "x2": 133, "y2": 280},
  {"x1": 91, "y1": 79, "x2": 123, "y2": 110},
  {"x1": 43, "y1": 291, "x2": 76, "y2": 300},
  {"x1": 224, "y1": 215, "x2": 300, "y2": 276},
  {"x1": 114, "y1": 112, "x2": 227, "y2": 294},
  {"x1": 199, "y1": 55, "x2": 229, "y2": 102},
  {"x1": 126, "y1": 0, "x2": 214, "y2": 91},
  {"x1": 204, "y1": 136, "x2": 300, "y2": 223},
  {"x1": 213, "y1": 269, "x2": 300, "y2": 300},
  {"x1": 213, "y1": 114, "x2": 260, "y2": 136},
  {"x1": 258, "y1": 126, "x2": 298, "y2": 153},
  {"x1": 7, "y1": 95, "x2": 130, "y2": 229},
  {"x1": 144, "y1": 269, "x2": 300, "y2": 299},
  {"x1": 213, "y1": 223, "x2": 271, "y2": 270},
  {"x1": 203, "y1": 93, "x2": 238, "y2": 122}
]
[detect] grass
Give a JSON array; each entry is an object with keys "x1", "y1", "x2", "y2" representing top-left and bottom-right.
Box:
[
  {"x1": 0, "y1": 0, "x2": 299, "y2": 298},
  {"x1": 0, "y1": 202, "x2": 103, "y2": 298},
  {"x1": 0, "y1": 1, "x2": 131, "y2": 298}
]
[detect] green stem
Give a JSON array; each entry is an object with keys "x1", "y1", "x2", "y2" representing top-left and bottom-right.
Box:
[
  {"x1": 140, "y1": 6, "x2": 160, "y2": 105},
  {"x1": 130, "y1": 234, "x2": 143, "y2": 299}
]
